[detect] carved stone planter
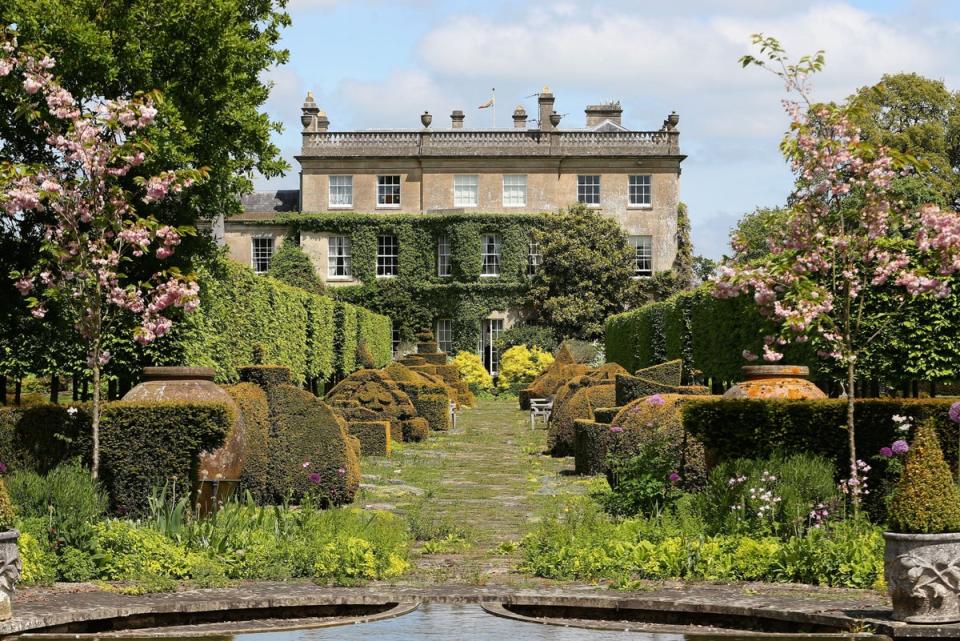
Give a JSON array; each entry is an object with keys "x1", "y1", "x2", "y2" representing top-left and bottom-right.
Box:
[
  {"x1": 885, "y1": 531, "x2": 960, "y2": 623},
  {"x1": 0, "y1": 529, "x2": 21, "y2": 621}
]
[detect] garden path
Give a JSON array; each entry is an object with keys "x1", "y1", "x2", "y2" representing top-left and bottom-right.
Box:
[{"x1": 355, "y1": 398, "x2": 592, "y2": 586}]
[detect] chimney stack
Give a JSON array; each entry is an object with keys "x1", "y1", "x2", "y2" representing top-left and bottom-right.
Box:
[
  {"x1": 301, "y1": 91, "x2": 320, "y2": 132},
  {"x1": 451, "y1": 110, "x2": 465, "y2": 129},
  {"x1": 585, "y1": 102, "x2": 622, "y2": 128},
  {"x1": 512, "y1": 105, "x2": 527, "y2": 129},
  {"x1": 538, "y1": 86, "x2": 555, "y2": 132}
]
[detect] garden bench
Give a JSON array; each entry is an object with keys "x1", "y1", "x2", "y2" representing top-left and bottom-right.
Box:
[{"x1": 529, "y1": 397, "x2": 553, "y2": 429}]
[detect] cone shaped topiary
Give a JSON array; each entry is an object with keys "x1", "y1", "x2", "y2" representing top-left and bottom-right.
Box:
[{"x1": 888, "y1": 419, "x2": 960, "y2": 534}]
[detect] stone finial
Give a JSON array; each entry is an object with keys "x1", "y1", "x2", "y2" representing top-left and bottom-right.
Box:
[
  {"x1": 451, "y1": 110, "x2": 465, "y2": 129},
  {"x1": 663, "y1": 111, "x2": 679, "y2": 131},
  {"x1": 301, "y1": 91, "x2": 319, "y2": 132},
  {"x1": 421, "y1": 111, "x2": 433, "y2": 128},
  {"x1": 512, "y1": 105, "x2": 527, "y2": 129}
]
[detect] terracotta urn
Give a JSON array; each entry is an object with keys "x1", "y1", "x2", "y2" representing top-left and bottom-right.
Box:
[
  {"x1": 885, "y1": 532, "x2": 960, "y2": 623},
  {"x1": 123, "y1": 367, "x2": 245, "y2": 511},
  {"x1": 722, "y1": 365, "x2": 826, "y2": 400}
]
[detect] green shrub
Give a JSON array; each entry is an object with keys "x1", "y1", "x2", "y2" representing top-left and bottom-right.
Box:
[
  {"x1": 57, "y1": 546, "x2": 98, "y2": 582},
  {"x1": 326, "y1": 369, "x2": 418, "y2": 439},
  {"x1": 93, "y1": 519, "x2": 211, "y2": 580},
  {"x1": 100, "y1": 402, "x2": 232, "y2": 515},
  {"x1": 695, "y1": 453, "x2": 839, "y2": 538},
  {"x1": 334, "y1": 302, "x2": 360, "y2": 377},
  {"x1": 497, "y1": 325, "x2": 558, "y2": 353},
  {"x1": 548, "y1": 384, "x2": 616, "y2": 457},
  {"x1": 682, "y1": 398, "x2": 960, "y2": 487},
  {"x1": 412, "y1": 394, "x2": 449, "y2": 432},
  {"x1": 356, "y1": 308, "x2": 392, "y2": 368},
  {"x1": 0, "y1": 478, "x2": 14, "y2": 531},
  {"x1": 267, "y1": 239, "x2": 326, "y2": 294},
  {"x1": 401, "y1": 417, "x2": 430, "y2": 442},
  {"x1": 573, "y1": 420, "x2": 609, "y2": 476},
  {"x1": 262, "y1": 383, "x2": 360, "y2": 505},
  {"x1": 348, "y1": 421, "x2": 391, "y2": 456},
  {"x1": 0, "y1": 405, "x2": 90, "y2": 474},
  {"x1": 635, "y1": 360, "x2": 683, "y2": 385},
  {"x1": 237, "y1": 365, "x2": 291, "y2": 389},
  {"x1": 224, "y1": 383, "x2": 271, "y2": 505},
  {"x1": 17, "y1": 529, "x2": 57, "y2": 586},
  {"x1": 615, "y1": 373, "x2": 709, "y2": 406},
  {"x1": 9, "y1": 461, "x2": 108, "y2": 549},
  {"x1": 888, "y1": 419, "x2": 960, "y2": 533}
]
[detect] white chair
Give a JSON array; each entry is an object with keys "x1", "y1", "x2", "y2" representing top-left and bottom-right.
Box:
[
  {"x1": 529, "y1": 397, "x2": 553, "y2": 430},
  {"x1": 449, "y1": 400, "x2": 458, "y2": 429}
]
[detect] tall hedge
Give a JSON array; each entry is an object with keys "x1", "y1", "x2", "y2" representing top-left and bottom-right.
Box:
[
  {"x1": 605, "y1": 286, "x2": 814, "y2": 383},
  {"x1": 166, "y1": 258, "x2": 386, "y2": 384},
  {"x1": 224, "y1": 383, "x2": 271, "y2": 504}
]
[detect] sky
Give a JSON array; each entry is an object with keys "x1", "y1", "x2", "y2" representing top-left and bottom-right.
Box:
[{"x1": 255, "y1": 0, "x2": 960, "y2": 259}]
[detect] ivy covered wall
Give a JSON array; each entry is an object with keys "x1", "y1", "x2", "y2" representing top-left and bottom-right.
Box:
[{"x1": 248, "y1": 213, "x2": 546, "y2": 353}]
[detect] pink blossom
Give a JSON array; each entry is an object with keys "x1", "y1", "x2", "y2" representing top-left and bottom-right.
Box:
[
  {"x1": 14, "y1": 278, "x2": 33, "y2": 295},
  {"x1": 31, "y1": 306, "x2": 47, "y2": 319},
  {"x1": 646, "y1": 394, "x2": 665, "y2": 406}
]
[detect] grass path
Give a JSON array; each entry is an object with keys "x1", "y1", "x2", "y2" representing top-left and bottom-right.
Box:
[{"x1": 354, "y1": 398, "x2": 593, "y2": 586}]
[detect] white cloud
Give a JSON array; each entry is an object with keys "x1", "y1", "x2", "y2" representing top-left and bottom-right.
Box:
[{"x1": 335, "y1": 70, "x2": 465, "y2": 129}]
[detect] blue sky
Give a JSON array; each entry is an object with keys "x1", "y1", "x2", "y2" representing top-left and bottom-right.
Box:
[{"x1": 256, "y1": 0, "x2": 960, "y2": 259}]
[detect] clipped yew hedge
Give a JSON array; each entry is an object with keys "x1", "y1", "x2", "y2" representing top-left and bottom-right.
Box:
[
  {"x1": 682, "y1": 398, "x2": 960, "y2": 475},
  {"x1": 605, "y1": 286, "x2": 813, "y2": 383},
  {"x1": 164, "y1": 258, "x2": 388, "y2": 385},
  {"x1": 224, "y1": 383, "x2": 271, "y2": 504},
  {"x1": 349, "y1": 420, "x2": 391, "y2": 456}
]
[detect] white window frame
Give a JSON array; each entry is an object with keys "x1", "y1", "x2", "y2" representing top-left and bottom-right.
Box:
[
  {"x1": 376, "y1": 234, "x2": 399, "y2": 278},
  {"x1": 327, "y1": 235, "x2": 352, "y2": 279},
  {"x1": 481, "y1": 233, "x2": 501, "y2": 277},
  {"x1": 377, "y1": 175, "x2": 401, "y2": 208},
  {"x1": 328, "y1": 175, "x2": 353, "y2": 208},
  {"x1": 628, "y1": 174, "x2": 652, "y2": 208},
  {"x1": 437, "y1": 234, "x2": 452, "y2": 277},
  {"x1": 251, "y1": 237, "x2": 275, "y2": 274},
  {"x1": 527, "y1": 239, "x2": 541, "y2": 276},
  {"x1": 577, "y1": 175, "x2": 601, "y2": 207},
  {"x1": 629, "y1": 235, "x2": 653, "y2": 278},
  {"x1": 392, "y1": 328, "x2": 401, "y2": 358},
  {"x1": 502, "y1": 174, "x2": 527, "y2": 207},
  {"x1": 435, "y1": 318, "x2": 453, "y2": 355},
  {"x1": 454, "y1": 175, "x2": 479, "y2": 208}
]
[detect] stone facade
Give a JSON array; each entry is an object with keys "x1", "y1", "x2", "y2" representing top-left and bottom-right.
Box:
[{"x1": 220, "y1": 89, "x2": 686, "y2": 371}]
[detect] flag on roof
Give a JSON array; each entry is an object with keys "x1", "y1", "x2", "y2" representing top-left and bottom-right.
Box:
[{"x1": 478, "y1": 97, "x2": 494, "y2": 109}]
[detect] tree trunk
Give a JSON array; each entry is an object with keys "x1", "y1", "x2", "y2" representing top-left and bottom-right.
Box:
[
  {"x1": 50, "y1": 374, "x2": 60, "y2": 404},
  {"x1": 91, "y1": 364, "x2": 101, "y2": 480},
  {"x1": 82, "y1": 378, "x2": 89, "y2": 402},
  {"x1": 72, "y1": 373, "x2": 80, "y2": 402},
  {"x1": 847, "y1": 359, "x2": 859, "y2": 515},
  {"x1": 14, "y1": 380, "x2": 21, "y2": 405},
  {"x1": 931, "y1": 381, "x2": 938, "y2": 398}
]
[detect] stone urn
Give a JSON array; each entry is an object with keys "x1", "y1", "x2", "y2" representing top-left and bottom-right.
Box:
[
  {"x1": 421, "y1": 111, "x2": 432, "y2": 128},
  {"x1": 0, "y1": 529, "x2": 21, "y2": 621},
  {"x1": 722, "y1": 365, "x2": 826, "y2": 400},
  {"x1": 884, "y1": 532, "x2": 960, "y2": 623},
  {"x1": 549, "y1": 112, "x2": 562, "y2": 127},
  {"x1": 123, "y1": 367, "x2": 245, "y2": 512}
]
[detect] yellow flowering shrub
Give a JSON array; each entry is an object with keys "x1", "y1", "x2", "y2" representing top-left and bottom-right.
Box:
[
  {"x1": 496, "y1": 345, "x2": 554, "y2": 394},
  {"x1": 452, "y1": 351, "x2": 493, "y2": 392}
]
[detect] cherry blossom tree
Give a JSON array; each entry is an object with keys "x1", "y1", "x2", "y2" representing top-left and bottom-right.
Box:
[
  {"x1": 715, "y1": 35, "x2": 960, "y2": 510},
  {"x1": 0, "y1": 29, "x2": 203, "y2": 478}
]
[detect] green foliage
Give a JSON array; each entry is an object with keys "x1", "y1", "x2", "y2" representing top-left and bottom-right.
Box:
[
  {"x1": 0, "y1": 477, "x2": 14, "y2": 530},
  {"x1": 600, "y1": 453, "x2": 682, "y2": 518},
  {"x1": 263, "y1": 383, "x2": 360, "y2": 505},
  {"x1": 520, "y1": 497, "x2": 883, "y2": 589},
  {"x1": 527, "y1": 204, "x2": 638, "y2": 341},
  {"x1": 267, "y1": 240, "x2": 325, "y2": 295},
  {"x1": 496, "y1": 345, "x2": 554, "y2": 394},
  {"x1": 356, "y1": 308, "x2": 392, "y2": 368},
  {"x1": 17, "y1": 528, "x2": 57, "y2": 585},
  {"x1": 888, "y1": 419, "x2": 960, "y2": 534},
  {"x1": 548, "y1": 384, "x2": 616, "y2": 457},
  {"x1": 8, "y1": 461, "x2": 108, "y2": 548},
  {"x1": 411, "y1": 394, "x2": 449, "y2": 432},
  {"x1": 497, "y1": 325, "x2": 558, "y2": 353},
  {"x1": 451, "y1": 351, "x2": 493, "y2": 393},
  {"x1": 729, "y1": 207, "x2": 790, "y2": 263},
  {"x1": 682, "y1": 398, "x2": 960, "y2": 482},
  {"x1": 573, "y1": 420, "x2": 609, "y2": 476},
  {"x1": 223, "y1": 383, "x2": 271, "y2": 504},
  {"x1": 348, "y1": 421, "x2": 391, "y2": 456},
  {"x1": 0, "y1": 405, "x2": 90, "y2": 474},
  {"x1": 695, "y1": 454, "x2": 839, "y2": 538},
  {"x1": 94, "y1": 518, "x2": 212, "y2": 580}
]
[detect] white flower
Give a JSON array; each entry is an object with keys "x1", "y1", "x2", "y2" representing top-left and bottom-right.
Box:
[{"x1": 67, "y1": 407, "x2": 78, "y2": 416}]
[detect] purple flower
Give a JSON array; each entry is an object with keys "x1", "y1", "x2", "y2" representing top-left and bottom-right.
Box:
[
  {"x1": 879, "y1": 447, "x2": 893, "y2": 458},
  {"x1": 950, "y1": 402, "x2": 960, "y2": 424},
  {"x1": 646, "y1": 394, "x2": 665, "y2": 406},
  {"x1": 0, "y1": 462, "x2": 7, "y2": 475},
  {"x1": 668, "y1": 472, "x2": 680, "y2": 483},
  {"x1": 610, "y1": 426, "x2": 624, "y2": 433},
  {"x1": 891, "y1": 440, "x2": 909, "y2": 455},
  {"x1": 308, "y1": 472, "x2": 322, "y2": 484},
  {"x1": 337, "y1": 467, "x2": 346, "y2": 476}
]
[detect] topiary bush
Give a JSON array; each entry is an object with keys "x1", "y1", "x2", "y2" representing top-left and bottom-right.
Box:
[
  {"x1": 238, "y1": 365, "x2": 292, "y2": 389},
  {"x1": 574, "y1": 419, "x2": 609, "y2": 476},
  {"x1": 635, "y1": 360, "x2": 683, "y2": 386},
  {"x1": 518, "y1": 356, "x2": 591, "y2": 410},
  {"x1": 615, "y1": 373, "x2": 709, "y2": 406},
  {"x1": 496, "y1": 345, "x2": 554, "y2": 394},
  {"x1": 326, "y1": 370, "x2": 418, "y2": 441},
  {"x1": 100, "y1": 402, "x2": 233, "y2": 515},
  {"x1": 548, "y1": 384, "x2": 617, "y2": 457},
  {"x1": 608, "y1": 394, "x2": 706, "y2": 490},
  {"x1": 267, "y1": 239, "x2": 326, "y2": 295},
  {"x1": 401, "y1": 417, "x2": 430, "y2": 442},
  {"x1": 224, "y1": 383, "x2": 271, "y2": 505},
  {"x1": 262, "y1": 382, "x2": 360, "y2": 506},
  {"x1": 888, "y1": 419, "x2": 960, "y2": 534},
  {"x1": 349, "y1": 421, "x2": 391, "y2": 456},
  {"x1": 412, "y1": 394, "x2": 449, "y2": 432}
]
